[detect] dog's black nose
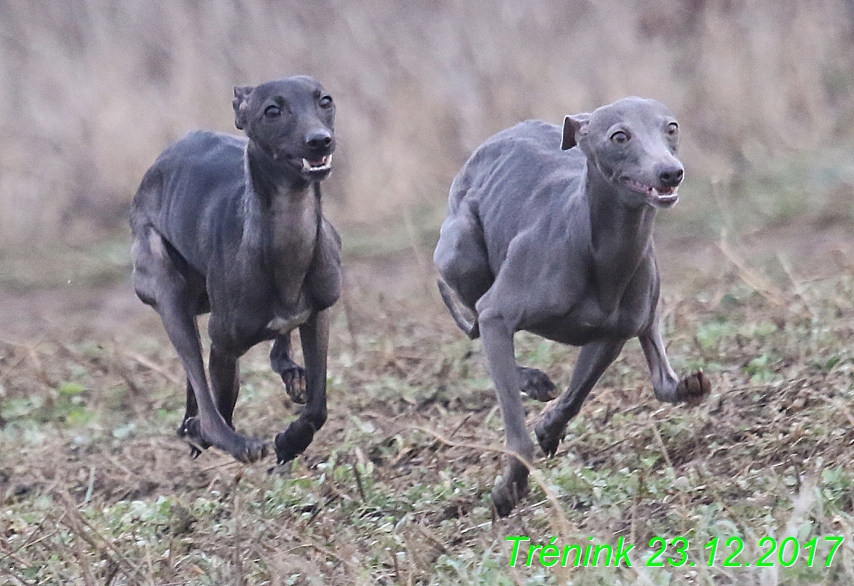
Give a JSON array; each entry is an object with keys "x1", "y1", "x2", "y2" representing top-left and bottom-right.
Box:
[
  {"x1": 657, "y1": 165, "x2": 683, "y2": 188},
  {"x1": 306, "y1": 131, "x2": 333, "y2": 152}
]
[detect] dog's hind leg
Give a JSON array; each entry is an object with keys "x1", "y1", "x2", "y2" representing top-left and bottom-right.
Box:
[
  {"x1": 133, "y1": 227, "x2": 267, "y2": 463},
  {"x1": 437, "y1": 279, "x2": 555, "y2": 400},
  {"x1": 164, "y1": 299, "x2": 266, "y2": 462},
  {"x1": 434, "y1": 206, "x2": 493, "y2": 339},
  {"x1": 178, "y1": 357, "x2": 240, "y2": 456},
  {"x1": 179, "y1": 378, "x2": 198, "y2": 432},
  {"x1": 476, "y1": 305, "x2": 535, "y2": 517},
  {"x1": 274, "y1": 309, "x2": 330, "y2": 464},
  {"x1": 270, "y1": 334, "x2": 307, "y2": 404},
  {"x1": 437, "y1": 280, "x2": 480, "y2": 339}
]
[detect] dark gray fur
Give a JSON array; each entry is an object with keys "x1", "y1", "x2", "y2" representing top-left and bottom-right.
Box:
[
  {"x1": 131, "y1": 76, "x2": 341, "y2": 465},
  {"x1": 434, "y1": 97, "x2": 711, "y2": 516}
]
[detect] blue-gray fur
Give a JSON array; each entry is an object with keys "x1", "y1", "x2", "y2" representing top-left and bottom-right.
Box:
[
  {"x1": 435, "y1": 97, "x2": 710, "y2": 516},
  {"x1": 131, "y1": 76, "x2": 341, "y2": 465}
]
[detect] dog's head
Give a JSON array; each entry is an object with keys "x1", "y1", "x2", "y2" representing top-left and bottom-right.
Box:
[
  {"x1": 561, "y1": 97, "x2": 683, "y2": 209},
  {"x1": 233, "y1": 76, "x2": 336, "y2": 181}
]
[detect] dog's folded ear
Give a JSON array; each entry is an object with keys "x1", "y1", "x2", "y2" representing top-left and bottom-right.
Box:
[
  {"x1": 233, "y1": 86, "x2": 254, "y2": 130},
  {"x1": 561, "y1": 113, "x2": 591, "y2": 150}
]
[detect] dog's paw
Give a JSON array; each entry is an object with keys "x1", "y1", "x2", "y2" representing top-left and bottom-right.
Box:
[
  {"x1": 181, "y1": 417, "x2": 267, "y2": 464},
  {"x1": 281, "y1": 366, "x2": 307, "y2": 404},
  {"x1": 178, "y1": 417, "x2": 211, "y2": 457},
  {"x1": 491, "y1": 471, "x2": 530, "y2": 518},
  {"x1": 676, "y1": 369, "x2": 711, "y2": 405},
  {"x1": 534, "y1": 417, "x2": 565, "y2": 457},
  {"x1": 233, "y1": 438, "x2": 268, "y2": 464},
  {"x1": 519, "y1": 367, "x2": 558, "y2": 402},
  {"x1": 275, "y1": 418, "x2": 317, "y2": 464}
]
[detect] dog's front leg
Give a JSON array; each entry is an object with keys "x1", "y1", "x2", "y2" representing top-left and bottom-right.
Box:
[
  {"x1": 270, "y1": 333, "x2": 307, "y2": 404},
  {"x1": 478, "y1": 308, "x2": 535, "y2": 517},
  {"x1": 535, "y1": 339, "x2": 625, "y2": 457},
  {"x1": 639, "y1": 315, "x2": 710, "y2": 405},
  {"x1": 275, "y1": 309, "x2": 330, "y2": 464}
]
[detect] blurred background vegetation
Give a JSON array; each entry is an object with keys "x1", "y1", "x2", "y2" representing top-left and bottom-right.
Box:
[{"x1": 1, "y1": 0, "x2": 854, "y2": 270}]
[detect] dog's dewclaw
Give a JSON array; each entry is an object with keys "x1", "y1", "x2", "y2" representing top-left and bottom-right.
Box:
[{"x1": 678, "y1": 369, "x2": 711, "y2": 405}]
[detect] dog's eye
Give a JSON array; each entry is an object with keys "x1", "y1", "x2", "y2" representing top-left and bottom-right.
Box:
[
  {"x1": 264, "y1": 105, "x2": 282, "y2": 118},
  {"x1": 610, "y1": 131, "x2": 629, "y2": 144},
  {"x1": 666, "y1": 122, "x2": 679, "y2": 136},
  {"x1": 319, "y1": 96, "x2": 333, "y2": 109}
]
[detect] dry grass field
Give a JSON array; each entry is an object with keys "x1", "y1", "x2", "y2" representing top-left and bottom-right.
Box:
[
  {"x1": 3, "y1": 2, "x2": 854, "y2": 585},
  {"x1": 4, "y1": 219, "x2": 854, "y2": 586}
]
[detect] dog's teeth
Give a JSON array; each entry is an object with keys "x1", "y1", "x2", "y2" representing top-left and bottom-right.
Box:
[{"x1": 300, "y1": 155, "x2": 332, "y2": 172}]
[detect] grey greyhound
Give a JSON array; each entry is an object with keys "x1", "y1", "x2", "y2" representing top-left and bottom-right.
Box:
[
  {"x1": 131, "y1": 76, "x2": 341, "y2": 465},
  {"x1": 434, "y1": 97, "x2": 711, "y2": 516}
]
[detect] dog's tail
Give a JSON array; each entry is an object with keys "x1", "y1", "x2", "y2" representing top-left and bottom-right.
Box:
[{"x1": 437, "y1": 279, "x2": 480, "y2": 340}]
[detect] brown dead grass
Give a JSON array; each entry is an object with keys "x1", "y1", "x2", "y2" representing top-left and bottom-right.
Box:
[{"x1": 2, "y1": 227, "x2": 854, "y2": 584}]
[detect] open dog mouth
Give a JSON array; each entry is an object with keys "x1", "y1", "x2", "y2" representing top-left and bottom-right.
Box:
[
  {"x1": 621, "y1": 177, "x2": 679, "y2": 208},
  {"x1": 300, "y1": 154, "x2": 333, "y2": 175},
  {"x1": 279, "y1": 153, "x2": 333, "y2": 176}
]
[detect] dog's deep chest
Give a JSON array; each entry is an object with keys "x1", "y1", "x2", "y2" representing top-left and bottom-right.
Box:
[
  {"x1": 265, "y1": 193, "x2": 317, "y2": 334},
  {"x1": 219, "y1": 185, "x2": 322, "y2": 345},
  {"x1": 527, "y1": 267, "x2": 657, "y2": 345}
]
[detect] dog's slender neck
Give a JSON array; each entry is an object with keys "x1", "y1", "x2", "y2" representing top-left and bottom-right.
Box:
[
  {"x1": 242, "y1": 142, "x2": 322, "y2": 308},
  {"x1": 583, "y1": 161, "x2": 657, "y2": 307},
  {"x1": 245, "y1": 141, "x2": 312, "y2": 198}
]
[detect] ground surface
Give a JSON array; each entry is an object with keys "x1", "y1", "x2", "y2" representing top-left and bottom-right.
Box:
[{"x1": 2, "y1": 218, "x2": 854, "y2": 585}]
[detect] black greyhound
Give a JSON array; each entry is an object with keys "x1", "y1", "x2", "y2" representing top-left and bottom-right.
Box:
[{"x1": 131, "y1": 76, "x2": 341, "y2": 465}]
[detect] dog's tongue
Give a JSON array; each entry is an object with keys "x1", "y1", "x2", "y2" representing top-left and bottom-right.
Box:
[{"x1": 308, "y1": 157, "x2": 327, "y2": 166}]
